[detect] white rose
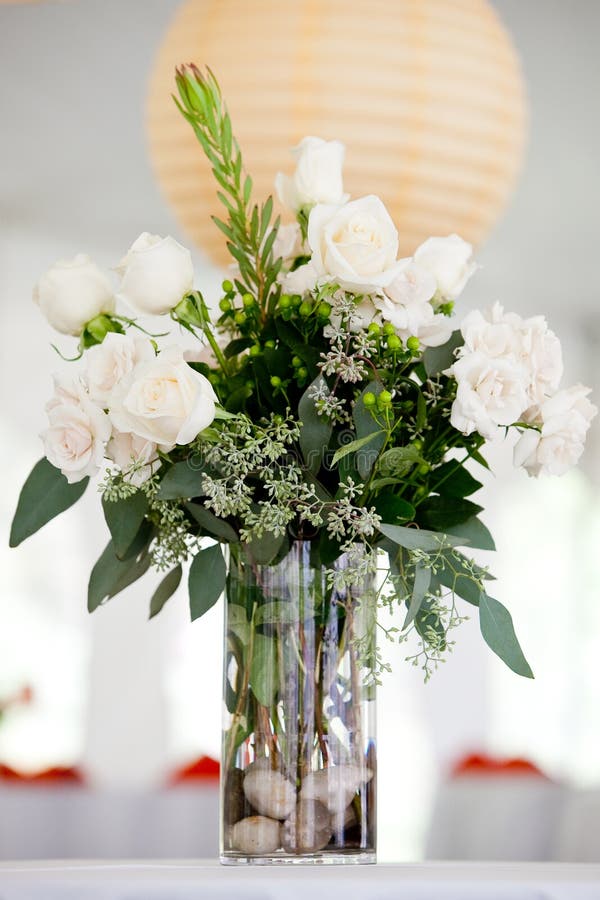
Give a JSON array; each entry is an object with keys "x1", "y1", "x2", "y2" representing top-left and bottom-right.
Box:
[
  {"x1": 282, "y1": 260, "x2": 320, "y2": 296},
  {"x1": 514, "y1": 385, "x2": 597, "y2": 476},
  {"x1": 85, "y1": 333, "x2": 155, "y2": 407},
  {"x1": 375, "y1": 262, "x2": 452, "y2": 348},
  {"x1": 307, "y1": 195, "x2": 404, "y2": 293},
  {"x1": 106, "y1": 430, "x2": 160, "y2": 487},
  {"x1": 461, "y1": 304, "x2": 563, "y2": 404},
  {"x1": 41, "y1": 376, "x2": 111, "y2": 483},
  {"x1": 33, "y1": 254, "x2": 115, "y2": 336},
  {"x1": 271, "y1": 222, "x2": 304, "y2": 262},
  {"x1": 447, "y1": 351, "x2": 529, "y2": 439},
  {"x1": 413, "y1": 234, "x2": 476, "y2": 301},
  {"x1": 109, "y1": 345, "x2": 217, "y2": 449},
  {"x1": 116, "y1": 233, "x2": 194, "y2": 316},
  {"x1": 275, "y1": 136, "x2": 348, "y2": 212}
]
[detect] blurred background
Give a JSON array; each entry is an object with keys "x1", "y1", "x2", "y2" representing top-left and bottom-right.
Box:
[{"x1": 0, "y1": 0, "x2": 599, "y2": 863}]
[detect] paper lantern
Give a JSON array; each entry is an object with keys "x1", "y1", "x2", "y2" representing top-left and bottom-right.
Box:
[{"x1": 148, "y1": 0, "x2": 526, "y2": 265}]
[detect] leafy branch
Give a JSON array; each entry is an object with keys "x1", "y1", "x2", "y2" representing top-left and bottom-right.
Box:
[{"x1": 174, "y1": 65, "x2": 282, "y2": 321}]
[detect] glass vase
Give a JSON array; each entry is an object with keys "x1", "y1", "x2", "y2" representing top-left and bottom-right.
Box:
[{"x1": 220, "y1": 540, "x2": 376, "y2": 865}]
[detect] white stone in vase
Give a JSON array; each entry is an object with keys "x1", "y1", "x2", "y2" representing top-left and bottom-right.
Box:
[
  {"x1": 243, "y1": 768, "x2": 297, "y2": 819},
  {"x1": 230, "y1": 815, "x2": 281, "y2": 854},
  {"x1": 282, "y1": 798, "x2": 332, "y2": 854},
  {"x1": 301, "y1": 764, "x2": 373, "y2": 814}
]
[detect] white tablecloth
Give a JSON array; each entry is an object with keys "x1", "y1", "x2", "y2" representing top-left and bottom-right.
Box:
[{"x1": 0, "y1": 861, "x2": 599, "y2": 900}]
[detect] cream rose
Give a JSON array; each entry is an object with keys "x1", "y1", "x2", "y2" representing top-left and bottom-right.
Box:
[
  {"x1": 106, "y1": 430, "x2": 160, "y2": 486},
  {"x1": 307, "y1": 195, "x2": 404, "y2": 293},
  {"x1": 514, "y1": 385, "x2": 597, "y2": 476},
  {"x1": 109, "y1": 345, "x2": 217, "y2": 448},
  {"x1": 85, "y1": 333, "x2": 155, "y2": 407},
  {"x1": 33, "y1": 254, "x2": 115, "y2": 336},
  {"x1": 375, "y1": 262, "x2": 452, "y2": 348},
  {"x1": 413, "y1": 234, "x2": 476, "y2": 301},
  {"x1": 447, "y1": 351, "x2": 529, "y2": 439},
  {"x1": 275, "y1": 136, "x2": 348, "y2": 212},
  {"x1": 116, "y1": 233, "x2": 194, "y2": 316},
  {"x1": 41, "y1": 376, "x2": 111, "y2": 483},
  {"x1": 271, "y1": 222, "x2": 304, "y2": 263}
]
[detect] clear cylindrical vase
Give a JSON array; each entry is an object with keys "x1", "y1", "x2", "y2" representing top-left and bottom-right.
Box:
[{"x1": 220, "y1": 540, "x2": 376, "y2": 865}]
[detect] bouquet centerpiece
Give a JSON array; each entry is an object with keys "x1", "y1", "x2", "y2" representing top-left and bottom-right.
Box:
[{"x1": 10, "y1": 66, "x2": 596, "y2": 865}]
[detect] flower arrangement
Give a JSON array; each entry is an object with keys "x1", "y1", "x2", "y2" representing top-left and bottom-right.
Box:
[
  {"x1": 9, "y1": 65, "x2": 596, "y2": 862},
  {"x1": 10, "y1": 66, "x2": 596, "y2": 682}
]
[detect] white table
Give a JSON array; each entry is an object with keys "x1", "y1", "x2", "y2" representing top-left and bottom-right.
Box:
[{"x1": 0, "y1": 861, "x2": 599, "y2": 900}]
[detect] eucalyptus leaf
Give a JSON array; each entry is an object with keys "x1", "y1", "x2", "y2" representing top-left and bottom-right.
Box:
[
  {"x1": 88, "y1": 529, "x2": 153, "y2": 613},
  {"x1": 255, "y1": 601, "x2": 299, "y2": 627},
  {"x1": 353, "y1": 382, "x2": 387, "y2": 479},
  {"x1": 298, "y1": 376, "x2": 333, "y2": 473},
  {"x1": 250, "y1": 633, "x2": 278, "y2": 706},
  {"x1": 331, "y1": 430, "x2": 384, "y2": 466},
  {"x1": 374, "y1": 494, "x2": 416, "y2": 526},
  {"x1": 189, "y1": 543, "x2": 226, "y2": 621},
  {"x1": 431, "y1": 460, "x2": 483, "y2": 498},
  {"x1": 158, "y1": 460, "x2": 204, "y2": 500},
  {"x1": 480, "y1": 594, "x2": 533, "y2": 678},
  {"x1": 149, "y1": 565, "x2": 182, "y2": 619},
  {"x1": 246, "y1": 529, "x2": 285, "y2": 565},
  {"x1": 403, "y1": 564, "x2": 432, "y2": 629},
  {"x1": 103, "y1": 491, "x2": 149, "y2": 559},
  {"x1": 377, "y1": 445, "x2": 422, "y2": 479},
  {"x1": 418, "y1": 496, "x2": 484, "y2": 531},
  {"x1": 10, "y1": 458, "x2": 88, "y2": 547},
  {"x1": 186, "y1": 502, "x2": 238, "y2": 542},
  {"x1": 447, "y1": 516, "x2": 496, "y2": 551},
  {"x1": 423, "y1": 330, "x2": 464, "y2": 376},
  {"x1": 379, "y1": 522, "x2": 462, "y2": 552}
]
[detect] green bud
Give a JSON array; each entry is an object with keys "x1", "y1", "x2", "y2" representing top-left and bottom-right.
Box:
[
  {"x1": 222, "y1": 279, "x2": 233, "y2": 293},
  {"x1": 317, "y1": 301, "x2": 332, "y2": 319},
  {"x1": 407, "y1": 336, "x2": 420, "y2": 353},
  {"x1": 278, "y1": 294, "x2": 291, "y2": 309},
  {"x1": 249, "y1": 344, "x2": 261, "y2": 357},
  {"x1": 386, "y1": 334, "x2": 402, "y2": 351},
  {"x1": 363, "y1": 391, "x2": 376, "y2": 408},
  {"x1": 291, "y1": 355, "x2": 302, "y2": 368},
  {"x1": 273, "y1": 414, "x2": 284, "y2": 425},
  {"x1": 378, "y1": 390, "x2": 393, "y2": 407},
  {"x1": 265, "y1": 339, "x2": 276, "y2": 349},
  {"x1": 270, "y1": 375, "x2": 282, "y2": 388},
  {"x1": 299, "y1": 301, "x2": 312, "y2": 317},
  {"x1": 383, "y1": 322, "x2": 395, "y2": 336},
  {"x1": 297, "y1": 366, "x2": 308, "y2": 379},
  {"x1": 219, "y1": 297, "x2": 232, "y2": 313}
]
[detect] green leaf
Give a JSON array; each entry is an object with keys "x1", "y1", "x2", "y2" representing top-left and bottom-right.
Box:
[
  {"x1": 250, "y1": 633, "x2": 278, "y2": 706},
  {"x1": 431, "y1": 460, "x2": 483, "y2": 498},
  {"x1": 479, "y1": 594, "x2": 533, "y2": 678},
  {"x1": 353, "y1": 382, "x2": 387, "y2": 479},
  {"x1": 447, "y1": 516, "x2": 496, "y2": 551},
  {"x1": 224, "y1": 337, "x2": 253, "y2": 359},
  {"x1": 379, "y1": 522, "x2": 462, "y2": 552},
  {"x1": 158, "y1": 460, "x2": 204, "y2": 500},
  {"x1": 404, "y1": 564, "x2": 432, "y2": 628},
  {"x1": 189, "y1": 543, "x2": 226, "y2": 622},
  {"x1": 418, "y1": 496, "x2": 483, "y2": 531},
  {"x1": 149, "y1": 565, "x2": 182, "y2": 619},
  {"x1": 416, "y1": 391, "x2": 427, "y2": 432},
  {"x1": 331, "y1": 430, "x2": 384, "y2": 466},
  {"x1": 88, "y1": 528, "x2": 153, "y2": 612},
  {"x1": 10, "y1": 459, "x2": 89, "y2": 547},
  {"x1": 373, "y1": 494, "x2": 415, "y2": 526},
  {"x1": 102, "y1": 492, "x2": 149, "y2": 559},
  {"x1": 185, "y1": 502, "x2": 238, "y2": 542},
  {"x1": 423, "y1": 330, "x2": 464, "y2": 376},
  {"x1": 246, "y1": 530, "x2": 285, "y2": 566},
  {"x1": 435, "y1": 550, "x2": 493, "y2": 606},
  {"x1": 298, "y1": 376, "x2": 333, "y2": 474},
  {"x1": 255, "y1": 601, "x2": 299, "y2": 627},
  {"x1": 376, "y1": 445, "x2": 423, "y2": 478}
]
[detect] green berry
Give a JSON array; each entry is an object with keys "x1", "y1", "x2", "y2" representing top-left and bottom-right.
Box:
[
  {"x1": 417, "y1": 463, "x2": 430, "y2": 476},
  {"x1": 383, "y1": 322, "x2": 395, "y2": 336},
  {"x1": 386, "y1": 335, "x2": 401, "y2": 351},
  {"x1": 234, "y1": 311, "x2": 247, "y2": 326},
  {"x1": 279, "y1": 294, "x2": 291, "y2": 309},
  {"x1": 222, "y1": 279, "x2": 233, "y2": 293},
  {"x1": 290, "y1": 294, "x2": 302, "y2": 307},
  {"x1": 414, "y1": 485, "x2": 428, "y2": 501},
  {"x1": 265, "y1": 339, "x2": 276, "y2": 349},
  {"x1": 249, "y1": 344, "x2": 261, "y2": 357},
  {"x1": 378, "y1": 390, "x2": 393, "y2": 407},
  {"x1": 413, "y1": 438, "x2": 424, "y2": 451},
  {"x1": 219, "y1": 298, "x2": 232, "y2": 313},
  {"x1": 291, "y1": 355, "x2": 302, "y2": 368},
  {"x1": 407, "y1": 336, "x2": 420, "y2": 353},
  {"x1": 270, "y1": 375, "x2": 282, "y2": 388},
  {"x1": 368, "y1": 322, "x2": 381, "y2": 336},
  {"x1": 317, "y1": 301, "x2": 332, "y2": 319},
  {"x1": 363, "y1": 391, "x2": 376, "y2": 408},
  {"x1": 299, "y1": 301, "x2": 312, "y2": 317},
  {"x1": 297, "y1": 366, "x2": 308, "y2": 380}
]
